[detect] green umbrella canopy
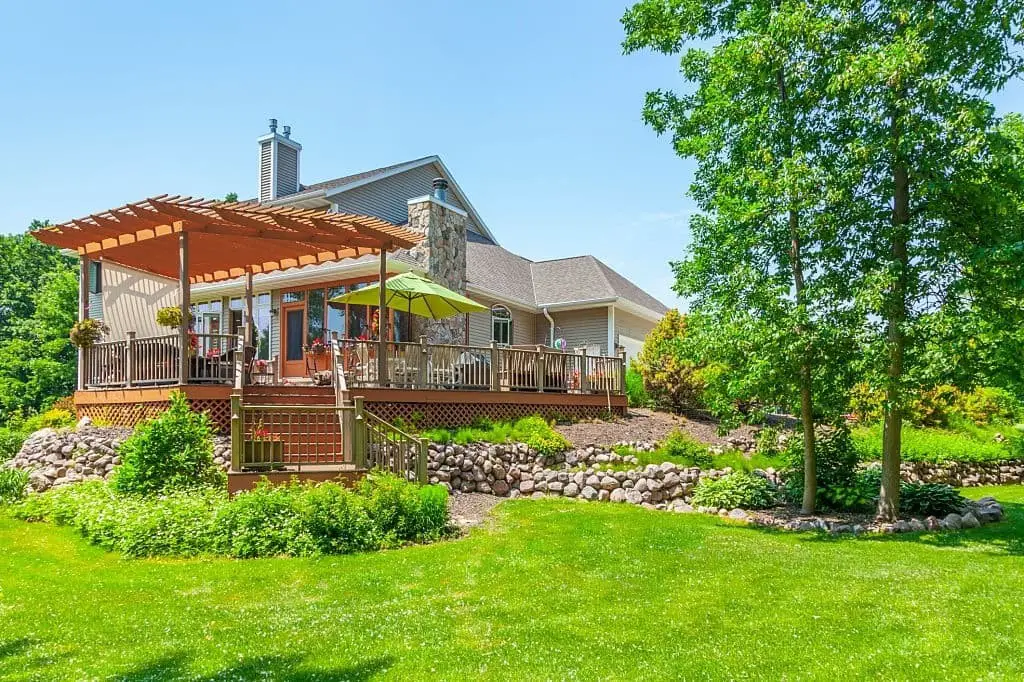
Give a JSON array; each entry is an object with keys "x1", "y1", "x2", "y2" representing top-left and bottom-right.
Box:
[{"x1": 328, "y1": 272, "x2": 488, "y2": 319}]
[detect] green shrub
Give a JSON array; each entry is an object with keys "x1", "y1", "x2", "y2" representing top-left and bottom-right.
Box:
[
  {"x1": 952, "y1": 386, "x2": 1024, "y2": 426},
  {"x1": 661, "y1": 430, "x2": 712, "y2": 468},
  {"x1": 19, "y1": 407, "x2": 76, "y2": 433},
  {"x1": 851, "y1": 424, "x2": 1013, "y2": 463},
  {"x1": 692, "y1": 472, "x2": 776, "y2": 510},
  {"x1": 111, "y1": 391, "x2": 225, "y2": 495},
  {"x1": 755, "y1": 426, "x2": 783, "y2": 457},
  {"x1": 423, "y1": 416, "x2": 570, "y2": 456},
  {"x1": 899, "y1": 483, "x2": 965, "y2": 517},
  {"x1": 0, "y1": 428, "x2": 26, "y2": 462},
  {"x1": 14, "y1": 473, "x2": 449, "y2": 559},
  {"x1": 634, "y1": 310, "x2": 708, "y2": 412},
  {"x1": 0, "y1": 468, "x2": 30, "y2": 504},
  {"x1": 625, "y1": 365, "x2": 649, "y2": 407},
  {"x1": 782, "y1": 424, "x2": 860, "y2": 510}
]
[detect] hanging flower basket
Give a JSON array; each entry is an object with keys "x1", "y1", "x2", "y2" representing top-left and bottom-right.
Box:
[
  {"x1": 69, "y1": 319, "x2": 109, "y2": 348},
  {"x1": 156, "y1": 306, "x2": 192, "y2": 329}
]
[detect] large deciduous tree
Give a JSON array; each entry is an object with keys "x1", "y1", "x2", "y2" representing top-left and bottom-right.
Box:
[
  {"x1": 622, "y1": 0, "x2": 858, "y2": 512},
  {"x1": 828, "y1": 0, "x2": 1024, "y2": 519}
]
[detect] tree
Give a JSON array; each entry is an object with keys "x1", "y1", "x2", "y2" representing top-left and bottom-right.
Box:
[
  {"x1": 826, "y1": 0, "x2": 1024, "y2": 519},
  {"x1": 0, "y1": 229, "x2": 78, "y2": 423},
  {"x1": 224, "y1": 192, "x2": 238, "y2": 203},
  {"x1": 623, "y1": 0, "x2": 859, "y2": 512}
]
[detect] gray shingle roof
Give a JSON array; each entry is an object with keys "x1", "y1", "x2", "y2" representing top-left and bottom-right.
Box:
[
  {"x1": 301, "y1": 156, "x2": 436, "y2": 193},
  {"x1": 466, "y1": 234, "x2": 668, "y2": 315}
]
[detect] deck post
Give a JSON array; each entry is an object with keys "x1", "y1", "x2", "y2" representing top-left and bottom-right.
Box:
[
  {"x1": 230, "y1": 393, "x2": 242, "y2": 472},
  {"x1": 77, "y1": 255, "x2": 89, "y2": 391},
  {"x1": 489, "y1": 341, "x2": 500, "y2": 392},
  {"x1": 243, "y1": 270, "x2": 254, "y2": 350},
  {"x1": 234, "y1": 333, "x2": 245, "y2": 391},
  {"x1": 377, "y1": 248, "x2": 388, "y2": 388},
  {"x1": 614, "y1": 346, "x2": 622, "y2": 393},
  {"x1": 417, "y1": 439, "x2": 428, "y2": 483},
  {"x1": 418, "y1": 335, "x2": 428, "y2": 388},
  {"x1": 178, "y1": 231, "x2": 190, "y2": 386},
  {"x1": 536, "y1": 345, "x2": 545, "y2": 392},
  {"x1": 580, "y1": 352, "x2": 590, "y2": 394},
  {"x1": 353, "y1": 396, "x2": 367, "y2": 470},
  {"x1": 125, "y1": 331, "x2": 136, "y2": 388}
]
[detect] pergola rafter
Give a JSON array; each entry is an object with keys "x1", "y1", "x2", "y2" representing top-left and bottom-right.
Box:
[{"x1": 31, "y1": 194, "x2": 420, "y2": 284}]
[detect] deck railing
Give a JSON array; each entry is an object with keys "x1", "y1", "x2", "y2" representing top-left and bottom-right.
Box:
[
  {"x1": 336, "y1": 338, "x2": 625, "y2": 395},
  {"x1": 81, "y1": 332, "x2": 625, "y2": 395},
  {"x1": 229, "y1": 394, "x2": 427, "y2": 482},
  {"x1": 82, "y1": 333, "x2": 243, "y2": 388}
]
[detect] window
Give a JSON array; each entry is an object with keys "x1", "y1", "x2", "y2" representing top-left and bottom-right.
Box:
[
  {"x1": 254, "y1": 293, "x2": 271, "y2": 360},
  {"x1": 88, "y1": 261, "x2": 102, "y2": 294},
  {"x1": 327, "y1": 286, "x2": 346, "y2": 338},
  {"x1": 491, "y1": 305, "x2": 512, "y2": 345},
  {"x1": 307, "y1": 288, "x2": 325, "y2": 345}
]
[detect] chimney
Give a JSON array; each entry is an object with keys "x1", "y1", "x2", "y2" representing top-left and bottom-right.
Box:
[
  {"x1": 432, "y1": 177, "x2": 448, "y2": 202},
  {"x1": 257, "y1": 120, "x2": 302, "y2": 202}
]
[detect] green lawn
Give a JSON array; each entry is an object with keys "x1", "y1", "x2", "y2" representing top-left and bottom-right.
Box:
[{"x1": 2, "y1": 487, "x2": 1023, "y2": 680}]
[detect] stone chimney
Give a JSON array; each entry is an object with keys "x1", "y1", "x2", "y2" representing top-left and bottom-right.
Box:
[
  {"x1": 257, "y1": 119, "x2": 302, "y2": 202},
  {"x1": 407, "y1": 181, "x2": 468, "y2": 343}
]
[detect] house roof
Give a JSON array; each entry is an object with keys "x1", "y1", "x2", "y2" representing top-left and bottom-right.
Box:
[
  {"x1": 267, "y1": 155, "x2": 499, "y2": 244},
  {"x1": 465, "y1": 233, "x2": 669, "y2": 318}
]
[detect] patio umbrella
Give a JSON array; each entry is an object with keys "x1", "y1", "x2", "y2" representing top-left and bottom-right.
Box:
[{"x1": 328, "y1": 272, "x2": 487, "y2": 321}]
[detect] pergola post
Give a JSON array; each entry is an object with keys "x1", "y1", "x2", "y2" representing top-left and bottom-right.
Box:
[
  {"x1": 178, "y1": 232, "x2": 190, "y2": 385},
  {"x1": 77, "y1": 255, "x2": 90, "y2": 391},
  {"x1": 377, "y1": 247, "x2": 388, "y2": 387},
  {"x1": 243, "y1": 270, "x2": 254, "y2": 350}
]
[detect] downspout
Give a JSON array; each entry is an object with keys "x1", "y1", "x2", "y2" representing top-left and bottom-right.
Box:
[{"x1": 542, "y1": 307, "x2": 555, "y2": 347}]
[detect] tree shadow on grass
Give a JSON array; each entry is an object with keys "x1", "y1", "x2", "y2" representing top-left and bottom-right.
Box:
[
  {"x1": 0, "y1": 638, "x2": 34, "y2": 661},
  {"x1": 745, "y1": 500, "x2": 1024, "y2": 557},
  {"x1": 113, "y1": 651, "x2": 394, "y2": 681}
]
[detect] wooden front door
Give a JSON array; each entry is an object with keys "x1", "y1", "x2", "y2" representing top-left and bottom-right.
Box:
[{"x1": 281, "y1": 302, "x2": 306, "y2": 377}]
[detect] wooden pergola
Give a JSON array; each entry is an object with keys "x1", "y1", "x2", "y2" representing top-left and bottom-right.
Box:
[{"x1": 32, "y1": 195, "x2": 423, "y2": 386}]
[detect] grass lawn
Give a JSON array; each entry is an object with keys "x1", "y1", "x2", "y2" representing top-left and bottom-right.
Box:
[{"x1": 1, "y1": 487, "x2": 1023, "y2": 680}]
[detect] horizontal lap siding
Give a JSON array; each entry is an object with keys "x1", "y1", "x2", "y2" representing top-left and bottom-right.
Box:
[
  {"x1": 101, "y1": 262, "x2": 180, "y2": 340},
  {"x1": 614, "y1": 310, "x2": 654, "y2": 346},
  {"x1": 536, "y1": 308, "x2": 609, "y2": 354},
  {"x1": 467, "y1": 294, "x2": 538, "y2": 347},
  {"x1": 331, "y1": 163, "x2": 483, "y2": 236}
]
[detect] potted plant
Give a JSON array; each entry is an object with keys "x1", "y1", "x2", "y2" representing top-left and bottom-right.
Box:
[
  {"x1": 307, "y1": 338, "x2": 327, "y2": 356},
  {"x1": 156, "y1": 306, "x2": 192, "y2": 329},
  {"x1": 69, "y1": 319, "x2": 109, "y2": 348},
  {"x1": 243, "y1": 419, "x2": 284, "y2": 470}
]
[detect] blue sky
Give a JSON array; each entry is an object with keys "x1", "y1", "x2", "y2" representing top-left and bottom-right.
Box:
[{"x1": 1, "y1": 1, "x2": 1021, "y2": 310}]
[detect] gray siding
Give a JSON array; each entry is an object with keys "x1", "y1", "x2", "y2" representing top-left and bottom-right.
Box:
[
  {"x1": 466, "y1": 294, "x2": 537, "y2": 347},
  {"x1": 277, "y1": 144, "x2": 299, "y2": 197},
  {"x1": 331, "y1": 162, "x2": 482, "y2": 235},
  {"x1": 537, "y1": 308, "x2": 610, "y2": 355},
  {"x1": 614, "y1": 310, "x2": 654, "y2": 346},
  {"x1": 269, "y1": 289, "x2": 281, "y2": 359},
  {"x1": 259, "y1": 141, "x2": 273, "y2": 202}
]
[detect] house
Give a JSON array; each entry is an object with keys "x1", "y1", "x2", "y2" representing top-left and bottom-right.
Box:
[
  {"x1": 34, "y1": 120, "x2": 665, "y2": 488},
  {"x1": 87, "y1": 121, "x2": 667, "y2": 376}
]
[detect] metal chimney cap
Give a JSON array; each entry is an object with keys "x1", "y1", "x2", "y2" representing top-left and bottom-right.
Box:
[
  {"x1": 432, "y1": 177, "x2": 448, "y2": 190},
  {"x1": 268, "y1": 118, "x2": 278, "y2": 133},
  {"x1": 282, "y1": 125, "x2": 291, "y2": 138}
]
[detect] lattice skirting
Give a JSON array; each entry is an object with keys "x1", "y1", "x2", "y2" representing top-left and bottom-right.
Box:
[
  {"x1": 77, "y1": 398, "x2": 232, "y2": 434},
  {"x1": 365, "y1": 400, "x2": 625, "y2": 429}
]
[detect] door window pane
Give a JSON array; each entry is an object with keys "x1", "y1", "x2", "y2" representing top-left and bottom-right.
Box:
[
  {"x1": 286, "y1": 309, "x2": 304, "y2": 361},
  {"x1": 307, "y1": 289, "x2": 325, "y2": 345}
]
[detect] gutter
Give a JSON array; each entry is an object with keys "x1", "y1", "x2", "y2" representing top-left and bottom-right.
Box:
[{"x1": 542, "y1": 307, "x2": 555, "y2": 347}]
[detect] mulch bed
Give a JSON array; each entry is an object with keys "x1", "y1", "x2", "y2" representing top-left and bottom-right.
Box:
[{"x1": 555, "y1": 408, "x2": 760, "y2": 448}]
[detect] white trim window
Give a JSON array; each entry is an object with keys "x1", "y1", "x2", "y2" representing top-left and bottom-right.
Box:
[{"x1": 491, "y1": 305, "x2": 512, "y2": 345}]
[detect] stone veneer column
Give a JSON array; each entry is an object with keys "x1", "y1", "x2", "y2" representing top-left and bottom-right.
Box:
[{"x1": 406, "y1": 195, "x2": 468, "y2": 343}]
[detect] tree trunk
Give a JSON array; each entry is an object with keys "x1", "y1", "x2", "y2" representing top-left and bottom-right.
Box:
[
  {"x1": 879, "y1": 95, "x2": 910, "y2": 522},
  {"x1": 777, "y1": 65, "x2": 816, "y2": 514}
]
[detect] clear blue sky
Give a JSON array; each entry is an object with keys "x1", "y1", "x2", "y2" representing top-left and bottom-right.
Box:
[{"x1": 1, "y1": 1, "x2": 1021, "y2": 309}]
